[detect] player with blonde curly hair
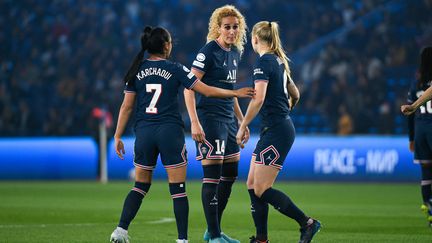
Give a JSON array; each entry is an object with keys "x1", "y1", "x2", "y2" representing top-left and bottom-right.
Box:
[{"x1": 184, "y1": 5, "x2": 248, "y2": 243}]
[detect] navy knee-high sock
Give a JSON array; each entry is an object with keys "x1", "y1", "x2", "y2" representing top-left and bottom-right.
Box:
[
  {"x1": 217, "y1": 162, "x2": 238, "y2": 226},
  {"x1": 170, "y1": 182, "x2": 189, "y2": 240},
  {"x1": 421, "y1": 164, "x2": 432, "y2": 205},
  {"x1": 202, "y1": 164, "x2": 222, "y2": 239},
  {"x1": 248, "y1": 189, "x2": 269, "y2": 241},
  {"x1": 118, "y1": 182, "x2": 151, "y2": 230},
  {"x1": 260, "y1": 187, "x2": 309, "y2": 227}
]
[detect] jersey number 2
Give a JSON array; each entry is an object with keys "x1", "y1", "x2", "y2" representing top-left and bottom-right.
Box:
[{"x1": 146, "y1": 84, "x2": 162, "y2": 114}]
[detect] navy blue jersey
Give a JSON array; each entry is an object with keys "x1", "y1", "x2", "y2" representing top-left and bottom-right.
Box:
[
  {"x1": 125, "y1": 59, "x2": 198, "y2": 128},
  {"x1": 191, "y1": 40, "x2": 240, "y2": 122},
  {"x1": 407, "y1": 80, "x2": 432, "y2": 123},
  {"x1": 253, "y1": 53, "x2": 290, "y2": 127}
]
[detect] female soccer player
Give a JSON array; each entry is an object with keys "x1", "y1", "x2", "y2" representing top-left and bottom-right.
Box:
[
  {"x1": 236, "y1": 21, "x2": 321, "y2": 243},
  {"x1": 401, "y1": 47, "x2": 432, "y2": 115},
  {"x1": 403, "y1": 46, "x2": 432, "y2": 227},
  {"x1": 110, "y1": 26, "x2": 254, "y2": 243},
  {"x1": 183, "y1": 5, "x2": 247, "y2": 243}
]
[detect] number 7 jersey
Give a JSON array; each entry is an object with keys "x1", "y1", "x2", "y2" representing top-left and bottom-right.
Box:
[{"x1": 124, "y1": 59, "x2": 198, "y2": 128}]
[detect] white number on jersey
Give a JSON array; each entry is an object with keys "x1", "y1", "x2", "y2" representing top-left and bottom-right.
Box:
[
  {"x1": 417, "y1": 90, "x2": 432, "y2": 114},
  {"x1": 215, "y1": 139, "x2": 226, "y2": 155},
  {"x1": 146, "y1": 84, "x2": 162, "y2": 114}
]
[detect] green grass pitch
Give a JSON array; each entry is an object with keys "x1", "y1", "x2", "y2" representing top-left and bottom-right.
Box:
[{"x1": 0, "y1": 181, "x2": 430, "y2": 242}]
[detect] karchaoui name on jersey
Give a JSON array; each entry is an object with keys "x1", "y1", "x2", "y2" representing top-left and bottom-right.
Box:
[{"x1": 136, "y1": 67, "x2": 172, "y2": 80}]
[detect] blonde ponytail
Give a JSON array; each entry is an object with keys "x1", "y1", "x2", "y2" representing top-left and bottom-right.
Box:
[{"x1": 252, "y1": 21, "x2": 292, "y2": 82}]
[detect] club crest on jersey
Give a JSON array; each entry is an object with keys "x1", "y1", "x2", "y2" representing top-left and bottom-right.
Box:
[
  {"x1": 200, "y1": 146, "x2": 208, "y2": 155},
  {"x1": 196, "y1": 53, "x2": 206, "y2": 62}
]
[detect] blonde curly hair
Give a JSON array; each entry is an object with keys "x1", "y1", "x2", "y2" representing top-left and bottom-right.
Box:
[{"x1": 207, "y1": 5, "x2": 247, "y2": 56}]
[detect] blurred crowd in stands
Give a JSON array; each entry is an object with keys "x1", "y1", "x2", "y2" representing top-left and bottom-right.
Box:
[{"x1": 1, "y1": 0, "x2": 431, "y2": 136}]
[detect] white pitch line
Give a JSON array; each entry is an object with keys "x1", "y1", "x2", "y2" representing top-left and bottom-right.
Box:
[
  {"x1": 146, "y1": 217, "x2": 175, "y2": 224},
  {"x1": 0, "y1": 223, "x2": 104, "y2": 228},
  {"x1": 0, "y1": 218, "x2": 176, "y2": 228}
]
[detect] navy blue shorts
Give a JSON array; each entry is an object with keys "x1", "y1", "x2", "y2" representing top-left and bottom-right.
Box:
[
  {"x1": 414, "y1": 124, "x2": 432, "y2": 163},
  {"x1": 134, "y1": 124, "x2": 187, "y2": 170},
  {"x1": 196, "y1": 119, "x2": 240, "y2": 160},
  {"x1": 253, "y1": 118, "x2": 295, "y2": 170}
]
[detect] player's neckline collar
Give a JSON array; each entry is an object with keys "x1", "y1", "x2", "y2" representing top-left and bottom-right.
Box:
[
  {"x1": 214, "y1": 40, "x2": 231, "y2": 52},
  {"x1": 147, "y1": 57, "x2": 166, "y2": 61}
]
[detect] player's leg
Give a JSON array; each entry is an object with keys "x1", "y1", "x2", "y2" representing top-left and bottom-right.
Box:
[
  {"x1": 111, "y1": 127, "x2": 157, "y2": 243},
  {"x1": 111, "y1": 168, "x2": 153, "y2": 243},
  {"x1": 247, "y1": 155, "x2": 269, "y2": 243},
  {"x1": 420, "y1": 163, "x2": 432, "y2": 208},
  {"x1": 159, "y1": 124, "x2": 190, "y2": 241},
  {"x1": 217, "y1": 121, "x2": 240, "y2": 227},
  {"x1": 253, "y1": 119, "x2": 320, "y2": 243},
  {"x1": 118, "y1": 167, "x2": 153, "y2": 229},
  {"x1": 417, "y1": 127, "x2": 432, "y2": 226},
  {"x1": 254, "y1": 163, "x2": 321, "y2": 243},
  {"x1": 201, "y1": 158, "x2": 223, "y2": 241},
  {"x1": 166, "y1": 166, "x2": 189, "y2": 242},
  {"x1": 196, "y1": 119, "x2": 226, "y2": 241}
]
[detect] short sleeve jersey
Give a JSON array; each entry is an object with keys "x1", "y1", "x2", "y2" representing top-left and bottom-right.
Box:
[
  {"x1": 125, "y1": 59, "x2": 198, "y2": 128},
  {"x1": 407, "y1": 79, "x2": 432, "y2": 123},
  {"x1": 191, "y1": 40, "x2": 240, "y2": 123},
  {"x1": 253, "y1": 53, "x2": 290, "y2": 127}
]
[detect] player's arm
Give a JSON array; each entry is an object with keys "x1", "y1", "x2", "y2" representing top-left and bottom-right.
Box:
[
  {"x1": 192, "y1": 81, "x2": 254, "y2": 98},
  {"x1": 236, "y1": 81, "x2": 267, "y2": 147},
  {"x1": 287, "y1": 77, "x2": 300, "y2": 110},
  {"x1": 184, "y1": 68, "x2": 205, "y2": 143},
  {"x1": 233, "y1": 97, "x2": 250, "y2": 146},
  {"x1": 401, "y1": 86, "x2": 432, "y2": 115},
  {"x1": 114, "y1": 92, "x2": 136, "y2": 159}
]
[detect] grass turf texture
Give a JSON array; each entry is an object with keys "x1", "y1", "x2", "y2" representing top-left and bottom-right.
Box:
[{"x1": 0, "y1": 181, "x2": 430, "y2": 243}]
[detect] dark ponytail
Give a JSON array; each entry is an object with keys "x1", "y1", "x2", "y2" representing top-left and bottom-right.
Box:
[
  {"x1": 417, "y1": 46, "x2": 432, "y2": 88},
  {"x1": 123, "y1": 26, "x2": 153, "y2": 84}
]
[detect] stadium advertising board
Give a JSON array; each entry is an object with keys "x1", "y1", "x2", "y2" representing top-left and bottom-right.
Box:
[{"x1": 0, "y1": 136, "x2": 418, "y2": 181}]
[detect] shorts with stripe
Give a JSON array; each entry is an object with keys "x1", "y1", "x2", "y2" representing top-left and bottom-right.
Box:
[
  {"x1": 134, "y1": 124, "x2": 187, "y2": 170},
  {"x1": 414, "y1": 123, "x2": 432, "y2": 164},
  {"x1": 253, "y1": 118, "x2": 295, "y2": 170},
  {"x1": 196, "y1": 119, "x2": 240, "y2": 160}
]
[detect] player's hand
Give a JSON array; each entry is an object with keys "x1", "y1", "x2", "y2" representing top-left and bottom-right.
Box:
[
  {"x1": 236, "y1": 125, "x2": 247, "y2": 149},
  {"x1": 401, "y1": 104, "x2": 416, "y2": 115},
  {"x1": 409, "y1": 141, "x2": 414, "y2": 152},
  {"x1": 191, "y1": 120, "x2": 205, "y2": 143},
  {"x1": 115, "y1": 137, "x2": 125, "y2": 160},
  {"x1": 243, "y1": 126, "x2": 250, "y2": 146},
  {"x1": 235, "y1": 87, "x2": 255, "y2": 98}
]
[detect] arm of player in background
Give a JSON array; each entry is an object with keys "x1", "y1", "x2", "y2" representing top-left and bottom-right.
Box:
[
  {"x1": 287, "y1": 78, "x2": 300, "y2": 110},
  {"x1": 401, "y1": 85, "x2": 432, "y2": 115},
  {"x1": 236, "y1": 81, "x2": 268, "y2": 147},
  {"x1": 184, "y1": 68, "x2": 206, "y2": 143},
  {"x1": 114, "y1": 92, "x2": 136, "y2": 159}
]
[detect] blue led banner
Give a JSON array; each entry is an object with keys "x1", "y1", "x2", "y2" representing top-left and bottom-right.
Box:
[
  {"x1": 0, "y1": 138, "x2": 98, "y2": 179},
  {"x1": 0, "y1": 136, "x2": 419, "y2": 181}
]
